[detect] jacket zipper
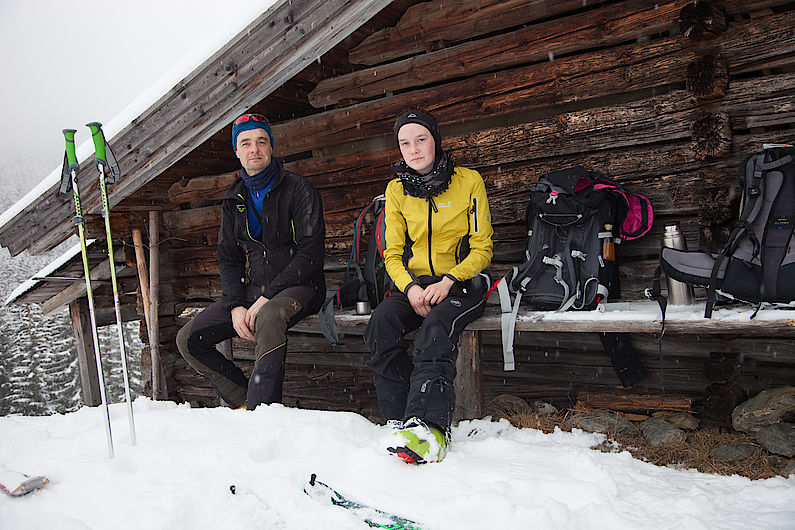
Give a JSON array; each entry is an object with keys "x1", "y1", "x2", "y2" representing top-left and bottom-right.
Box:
[
  {"x1": 427, "y1": 199, "x2": 435, "y2": 276},
  {"x1": 472, "y1": 197, "x2": 479, "y2": 234},
  {"x1": 238, "y1": 193, "x2": 267, "y2": 257}
]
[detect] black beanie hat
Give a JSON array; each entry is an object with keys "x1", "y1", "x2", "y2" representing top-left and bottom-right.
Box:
[{"x1": 394, "y1": 109, "x2": 444, "y2": 158}]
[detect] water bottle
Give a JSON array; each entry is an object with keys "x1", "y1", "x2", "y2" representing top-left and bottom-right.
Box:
[{"x1": 662, "y1": 224, "x2": 695, "y2": 305}]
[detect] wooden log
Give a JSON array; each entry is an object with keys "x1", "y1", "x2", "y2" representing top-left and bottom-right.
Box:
[
  {"x1": 167, "y1": 170, "x2": 238, "y2": 205},
  {"x1": 454, "y1": 330, "x2": 484, "y2": 421},
  {"x1": 678, "y1": 1, "x2": 728, "y2": 40},
  {"x1": 132, "y1": 228, "x2": 151, "y2": 333},
  {"x1": 170, "y1": 246, "x2": 218, "y2": 276},
  {"x1": 149, "y1": 211, "x2": 163, "y2": 399},
  {"x1": 69, "y1": 299, "x2": 101, "y2": 407},
  {"x1": 172, "y1": 276, "x2": 223, "y2": 302},
  {"x1": 687, "y1": 53, "x2": 729, "y2": 99},
  {"x1": 348, "y1": 0, "x2": 613, "y2": 66},
  {"x1": 312, "y1": 0, "x2": 686, "y2": 107},
  {"x1": 690, "y1": 112, "x2": 733, "y2": 160},
  {"x1": 41, "y1": 257, "x2": 112, "y2": 315},
  {"x1": 575, "y1": 390, "x2": 694, "y2": 412},
  {"x1": 293, "y1": 303, "x2": 795, "y2": 336}
]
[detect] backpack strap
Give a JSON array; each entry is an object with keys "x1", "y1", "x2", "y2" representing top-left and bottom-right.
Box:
[
  {"x1": 544, "y1": 254, "x2": 574, "y2": 311},
  {"x1": 497, "y1": 275, "x2": 520, "y2": 371}
]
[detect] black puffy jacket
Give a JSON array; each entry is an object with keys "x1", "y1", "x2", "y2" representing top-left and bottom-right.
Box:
[{"x1": 218, "y1": 163, "x2": 325, "y2": 313}]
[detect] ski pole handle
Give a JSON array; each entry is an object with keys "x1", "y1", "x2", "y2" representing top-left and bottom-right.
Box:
[
  {"x1": 62, "y1": 129, "x2": 80, "y2": 173},
  {"x1": 86, "y1": 121, "x2": 121, "y2": 184},
  {"x1": 59, "y1": 129, "x2": 80, "y2": 194},
  {"x1": 86, "y1": 122, "x2": 108, "y2": 163}
]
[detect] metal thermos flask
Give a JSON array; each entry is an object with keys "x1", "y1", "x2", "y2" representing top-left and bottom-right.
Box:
[{"x1": 662, "y1": 224, "x2": 695, "y2": 305}]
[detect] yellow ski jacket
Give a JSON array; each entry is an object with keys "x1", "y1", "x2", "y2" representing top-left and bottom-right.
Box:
[{"x1": 383, "y1": 166, "x2": 493, "y2": 293}]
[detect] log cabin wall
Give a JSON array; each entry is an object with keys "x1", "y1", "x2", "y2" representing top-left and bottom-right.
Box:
[{"x1": 143, "y1": 0, "x2": 795, "y2": 418}]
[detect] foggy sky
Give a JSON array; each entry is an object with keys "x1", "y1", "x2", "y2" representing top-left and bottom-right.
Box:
[{"x1": 0, "y1": 0, "x2": 268, "y2": 193}]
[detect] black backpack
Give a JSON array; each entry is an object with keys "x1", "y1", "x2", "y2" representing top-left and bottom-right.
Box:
[
  {"x1": 319, "y1": 195, "x2": 393, "y2": 344},
  {"x1": 497, "y1": 166, "x2": 653, "y2": 370},
  {"x1": 657, "y1": 145, "x2": 795, "y2": 318}
]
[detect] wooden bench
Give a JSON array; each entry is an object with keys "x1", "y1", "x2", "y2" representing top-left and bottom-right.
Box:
[{"x1": 281, "y1": 301, "x2": 795, "y2": 420}]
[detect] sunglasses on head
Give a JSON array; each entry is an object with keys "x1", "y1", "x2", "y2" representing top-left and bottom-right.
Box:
[{"x1": 234, "y1": 113, "x2": 268, "y2": 126}]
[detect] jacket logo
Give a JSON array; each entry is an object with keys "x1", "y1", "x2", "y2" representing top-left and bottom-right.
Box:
[
  {"x1": 237, "y1": 205, "x2": 246, "y2": 213},
  {"x1": 436, "y1": 200, "x2": 453, "y2": 209},
  {"x1": 450, "y1": 299, "x2": 462, "y2": 307}
]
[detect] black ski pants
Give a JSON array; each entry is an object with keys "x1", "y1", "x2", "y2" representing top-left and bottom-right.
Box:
[
  {"x1": 176, "y1": 284, "x2": 315, "y2": 409},
  {"x1": 364, "y1": 275, "x2": 488, "y2": 431}
]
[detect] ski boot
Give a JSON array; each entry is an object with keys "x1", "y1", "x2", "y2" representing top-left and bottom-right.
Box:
[{"x1": 387, "y1": 417, "x2": 448, "y2": 464}]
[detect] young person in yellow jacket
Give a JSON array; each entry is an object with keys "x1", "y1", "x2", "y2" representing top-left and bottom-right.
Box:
[{"x1": 365, "y1": 110, "x2": 493, "y2": 464}]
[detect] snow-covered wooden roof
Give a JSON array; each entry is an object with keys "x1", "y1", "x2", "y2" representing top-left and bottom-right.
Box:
[{"x1": 0, "y1": 0, "x2": 391, "y2": 257}]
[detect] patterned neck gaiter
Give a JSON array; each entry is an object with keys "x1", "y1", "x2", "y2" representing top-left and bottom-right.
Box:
[{"x1": 393, "y1": 151, "x2": 454, "y2": 199}]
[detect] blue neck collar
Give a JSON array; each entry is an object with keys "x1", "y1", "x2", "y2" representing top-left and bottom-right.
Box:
[{"x1": 242, "y1": 159, "x2": 278, "y2": 191}]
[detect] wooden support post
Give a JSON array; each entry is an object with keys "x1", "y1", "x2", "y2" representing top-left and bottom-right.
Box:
[
  {"x1": 131, "y1": 228, "x2": 151, "y2": 331},
  {"x1": 454, "y1": 330, "x2": 484, "y2": 421},
  {"x1": 148, "y1": 211, "x2": 162, "y2": 400},
  {"x1": 69, "y1": 299, "x2": 101, "y2": 406}
]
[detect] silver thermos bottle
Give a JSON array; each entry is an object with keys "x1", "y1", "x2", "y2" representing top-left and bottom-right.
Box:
[{"x1": 662, "y1": 224, "x2": 695, "y2": 305}]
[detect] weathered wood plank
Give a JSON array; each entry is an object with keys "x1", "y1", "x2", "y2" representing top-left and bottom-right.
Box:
[
  {"x1": 348, "y1": 0, "x2": 612, "y2": 66},
  {"x1": 167, "y1": 170, "x2": 238, "y2": 205},
  {"x1": 454, "y1": 330, "x2": 484, "y2": 421},
  {"x1": 41, "y1": 257, "x2": 112, "y2": 315},
  {"x1": 69, "y1": 300, "x2": 102, "y2": 407},
  {"x1": 162, "y1": 205, "x2": 221, "y2": 236},
  {"x1": 576, "y1": 391, "x2": 694, "y2": 412},
  {"x1": 293, "y1": 303, "x2": 795, "y2": 336},
  {"x1": 313, "y1": 0, "x2": 687, "y2": 106}
]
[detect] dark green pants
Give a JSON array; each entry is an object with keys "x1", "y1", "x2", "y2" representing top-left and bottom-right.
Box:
[{"x1": 176, "y1": 285, "x2": 314, "y2": 409}]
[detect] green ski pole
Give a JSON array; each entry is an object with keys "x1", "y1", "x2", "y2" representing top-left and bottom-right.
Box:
[
  {"x1": 86, "y1": 122, "x2": 136, "y2": 445},
  {"x1": 60, "y1": 129, "x2": 115, "y2": 459}
]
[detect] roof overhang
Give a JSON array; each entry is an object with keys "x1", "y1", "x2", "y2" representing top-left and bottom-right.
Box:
[{"x1": 0, "y1": 0, "x2": 392, "y2": 257}]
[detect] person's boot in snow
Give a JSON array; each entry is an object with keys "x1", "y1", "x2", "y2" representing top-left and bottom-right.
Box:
[{"x1": 386, "y1": 417, "x2": 448, "y2": 464}]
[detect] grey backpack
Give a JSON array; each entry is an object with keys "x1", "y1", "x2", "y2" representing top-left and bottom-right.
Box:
[{"x1": 659, "y1": 145, "x2": 795, "y2": 317}]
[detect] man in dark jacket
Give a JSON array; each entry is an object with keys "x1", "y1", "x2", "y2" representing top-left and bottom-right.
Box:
[{"x1": 176, "y1": 113, "x2": 325, "y2": 409}]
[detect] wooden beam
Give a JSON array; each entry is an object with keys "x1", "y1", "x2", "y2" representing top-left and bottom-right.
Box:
[
  {"x1": 348, "y1": 0, "x2": 611, "y2": 66},
  {"x1": 148, "y1": 211, "x2": 163, "y2": 399},
  {"x1": 132, "y1": 228, "x2": 151, "y2": 331},
  {"x1": 167, "y1": 170, "x2": 238, "y2": 206},
  {"x1": 454, "y1": 330, "x2": 484, "y2": 421},
  {"x1": 312, "y1": 0, "x2": 686, "y2": 107},
  {"x1": 291, "y1": 303, "x2": 795, "y2": 336},
  {"x1": 69, "y1": 300, "x2": 101, "y2": 406},
  {"x1": 41, "y1": 257, "x2": 112, "y2": 315},
  {"x1": 576, "y1": 390, "x2": 693, "y2": 412}
]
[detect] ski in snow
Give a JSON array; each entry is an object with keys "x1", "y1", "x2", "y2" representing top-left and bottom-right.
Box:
[
  {"x1": 0, "y1": 471, "x2": 49, "y2": 497},
  {"x1": 303, "y1": 474, "x2": 423, "y2": 529}
]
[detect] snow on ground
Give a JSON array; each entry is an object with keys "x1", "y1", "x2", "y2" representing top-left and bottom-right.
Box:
[{"x1": 1, "y1": 399, "x2": 793, "y2": 529}]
